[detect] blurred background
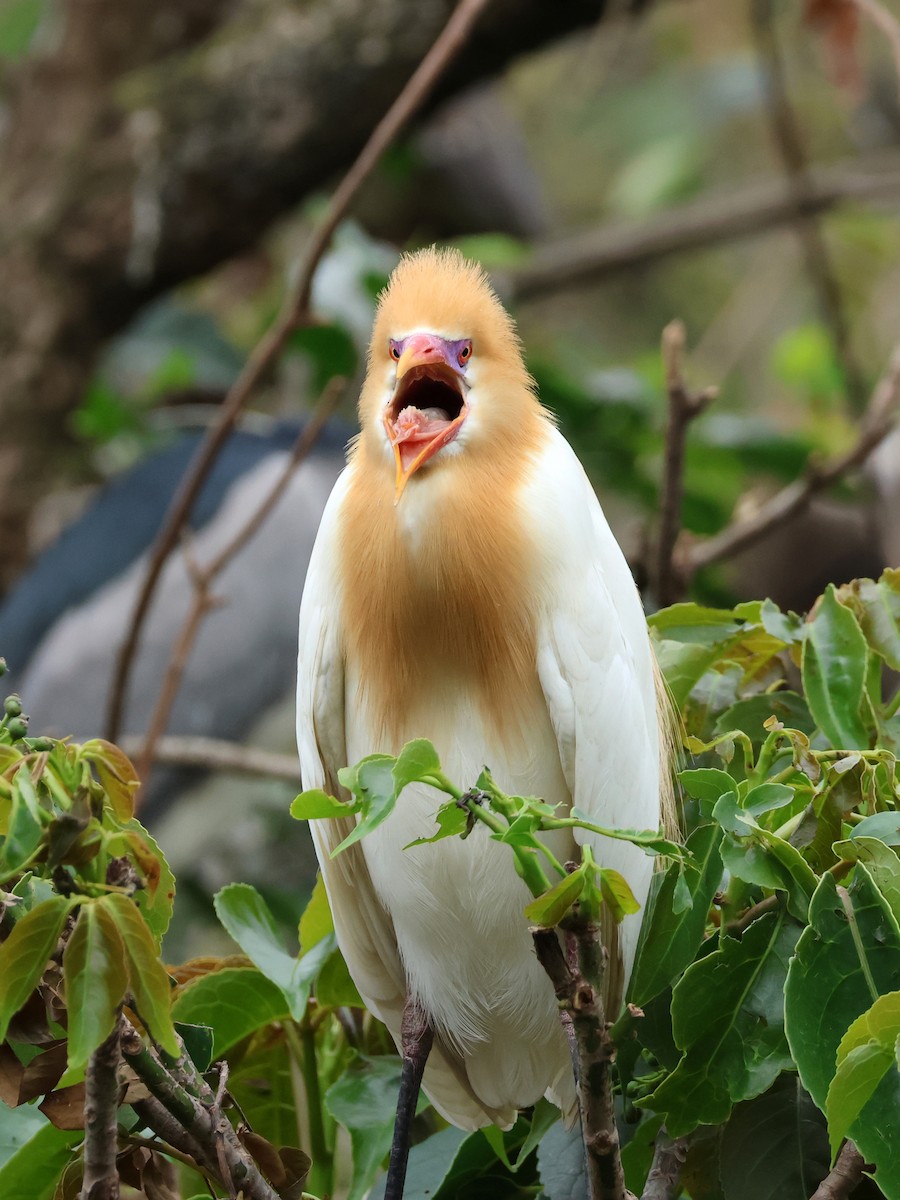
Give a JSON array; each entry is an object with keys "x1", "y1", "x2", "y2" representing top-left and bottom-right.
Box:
[{"x1": 0, "y1": 0, "x2": 898, "y2": 955}]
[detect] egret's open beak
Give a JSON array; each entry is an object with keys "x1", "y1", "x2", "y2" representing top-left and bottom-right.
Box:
[{"x1": 384, "y1": 334, "x2": 469, "y2": 503}]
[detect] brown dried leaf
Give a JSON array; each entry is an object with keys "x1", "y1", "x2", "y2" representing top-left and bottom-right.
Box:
[
  {"x1": 277, "y1": 1146, "x2": 312, "y2": 1200},
  {"x1": 19, "y1": 1040, "x2": 68, "y2": 1103},
  {"x1": 39, "y1": 1083, "x2": 87, "y2": 1129},
  {"x1": 238, "y1": 1128, "x2": 287, "y2": 1187},
  {"x1": 169, "y1": 954, "x2": 252, "y2": 988},
  {"x1": 0, "y1": 1043, "x2": 24, "y2": 1106}
]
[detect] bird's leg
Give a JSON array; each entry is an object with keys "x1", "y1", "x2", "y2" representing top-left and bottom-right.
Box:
[{"x1": 383, "y1": 997, "x2": 434, "y2": 1200}]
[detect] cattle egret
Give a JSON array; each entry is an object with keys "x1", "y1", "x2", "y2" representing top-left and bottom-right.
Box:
[{"x1": 296, "y1": 248, "x2": 671, "y2": 1191}]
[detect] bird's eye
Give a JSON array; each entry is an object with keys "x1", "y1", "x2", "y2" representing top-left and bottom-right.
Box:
[
  {"x1": 390, "y1": 343, "x2": 401, "y2": 360},
  {"x1": 458, "y1": 342, "x2": 472, "y2": 365}
]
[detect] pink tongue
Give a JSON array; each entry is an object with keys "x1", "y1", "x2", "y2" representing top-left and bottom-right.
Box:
[{"x1": 390, "y1": 405, "x2": 451, "y2": 445}]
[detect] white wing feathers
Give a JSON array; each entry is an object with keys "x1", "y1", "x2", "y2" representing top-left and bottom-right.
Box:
[{"x1": 530, "y1": 429, "x2": 660, "y2": 995}]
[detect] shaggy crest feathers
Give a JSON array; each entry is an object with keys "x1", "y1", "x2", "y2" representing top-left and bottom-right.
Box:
[{"x1": 370, "y1": 246, "x2": 524, "y2": 363}]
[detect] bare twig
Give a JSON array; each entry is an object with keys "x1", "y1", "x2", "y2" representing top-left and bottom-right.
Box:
[
  {"x1": 505, "y1": 158, "x2": 900, "y2": 299},
  {"x1": 809, "y1": 1140, "x2": 867, "y2": 1200},
  {"x1": 120, "y1": 734, "x2": 299, "y2": 781},
  {"x1": 80, "y1": 1018, "x2": 123, "y2": 1200},
  {"x1": 683, "y1": 340, "x2": 900, "y2": 575},
  {"x1": 852, "y1": 0, "x2": 900, "y2": 100},
  {"x1": 105, "y1": 0, "x2": 493, "y2": 741},
  {"x1": 752, "y1": 0, "x2": 867, "y2": 415},
  {"x1": 134, "y1": 380, "x2": 343, "y2": 787},
  {"x1": 640, "y1": 1128, "x2": 689, "y2": 1200},
  {"x1": 654, "y1": 321, "x2": 718, "y2": 606}
]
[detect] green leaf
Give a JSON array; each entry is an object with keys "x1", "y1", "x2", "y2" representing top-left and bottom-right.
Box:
[
  {"x1": 0, "y1": 772, "x2": 44, "y2": 880},
  {"x1": 644, "y1": 913, "x2": 800, "y2": 1135},
  {"x1": 850, "y1": 811, "x2": 900, "y2": 846},
  {"x1": 826, "y1": 991, "x2": 900, "y2": 1155},
  {"x1": 713, "y1": 693, "x2": 814, "y2": 742},
  {"x1": 599, "y1": 868, "x2": 640, "y2": 920},
  {"x1": 228, "y1": 1031, "x2": 298, "y2": 1148},
  {"x1": 0, "y1": 1120, "x2": 82, "y2": 1200},
  {"x1": 0, "y1": 896, "x2": 75, "y2": 1041},
  {"x1": 316, "y1": 945, "x2": 364, "y2": 1007},
  {"x1": 367, "y1": 1127, "x2": 466, "y2": 1200},
  {"x1": 213, "y1": 883, "x2": 330, "y2": 1021},
  {"x1": 172, "y1": 967, "x2": 291, "y2": 1057},
  {"x1": 719, "y1": 1075, "x2": 831, "y2": 1200},
  {"x1": 81, "y1": 739, "x2": 139, "y2": 821},
  {"x1": 391, "y1": 739, "x2": 444, "y2": 793},
  {"x1": 298, "y1": 873, "x2": 333, "y2": 950},
  {"x1": 649, "y1": 603, "x2": 743, "y2": 645},
  {"x1": 837, "y1": 572, "x2": 900, "y2": 670},
  {"x1": 628, "y1": 822, "x2": 723, "y2": 1007},
  {"x1": 174, "y1": 1022, "x2": 214, "y2": 1073},
  {"x1": 679, "y1": 768, "x2": 736, "y2": 816},
  {"x1": 332, "y1": 756, "x2": 399, "y2": 855},
  {"x1": 714, "y1": 792, "x2": 817, "y2": 921},
  {"x1": 290, "y1": 789, "x2": 350, "y2": 820},
  {"x1": 524, "y1": 868, "x2": 585, "y2": 926},
  {"x1": 404, "y1": 799, "x2": 468, "y2": 848},
  {"x1": 326, "y1": 1055, "x2": 428, "y2": 1200},
  {"x1": 801, "y1": 586, "x2": 870, "y2": 749},
  {"x1": 536, "y1": 1119, "x2": 586, "y2": 1200},
  {"x1": 116, "y1": 818, "x2": 176, "y2": 943},
  {"x1": 63, "y1": 900, "x2": 129, "y2": 1070},
  {"x1": 785, "y1": 869, "x2": 900, "y2": 1192},
  {"x1": 102, "y1": 892, "x2": 177, "y2": 1056},
  {"x1": 653, "y1": 639, "x2": 723, "y2": 710}
]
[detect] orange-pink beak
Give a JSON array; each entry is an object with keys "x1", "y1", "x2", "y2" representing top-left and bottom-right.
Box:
[{"x1": 384, "y1": 333, "x2": 470, "y2": 503}]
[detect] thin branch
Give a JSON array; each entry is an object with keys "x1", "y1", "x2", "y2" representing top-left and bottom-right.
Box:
[
  {"x1": 852, "y1": 0, "x2": 900, "y2": 100},
  {"x1": 80, "y1": 1018, "x2": 123, "y2": 1200},
  {"x1": 505, "y1": 158, "x2": 900, "y2": 299},
  {"x1": 134, "y1": 380, "x2": 342, "y2": 787},
  {"x1": 105, "y1": 0, "x2": 493, "y2": 741},
  {"x1": 809, "y1": 1140, "x2": 867, "y2": 1200},
  {"x1": 752, "y1": 0, "x2": 868, "y2": 415},
  {"x1": 725, "y1": 893, "x2": 781, "y2": 935},
  {"x1": 653, "y1": 321, "x2": 718, "y2": 606},
  {"x1": 120, "y1": 734, "x2": 299, "y2": 781},
  {"x1": 639, "y1": 1128, "x2": 689, "y2": 1200},
  {"x1": 683, "y1": 340, "x2": 900, "y2": 575}
]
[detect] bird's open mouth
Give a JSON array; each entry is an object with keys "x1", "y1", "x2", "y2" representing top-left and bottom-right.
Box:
[{"x1": 384, "y1": 363, "x2": 469, "y2": 491}]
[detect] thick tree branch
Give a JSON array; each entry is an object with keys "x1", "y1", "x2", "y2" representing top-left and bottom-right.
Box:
[
  {"x1": 683, "y1": 340, "x2": 900, "y2": 575},
  {"x1": 809, "y1": 1140, "x2": 867, "y2": 1200},
  {"x1": 505, "y1": 158, "x2": 900, "y2": 299},
  {"x1": 120, "y1": 734, "x2": 300, "y2": 781}
]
